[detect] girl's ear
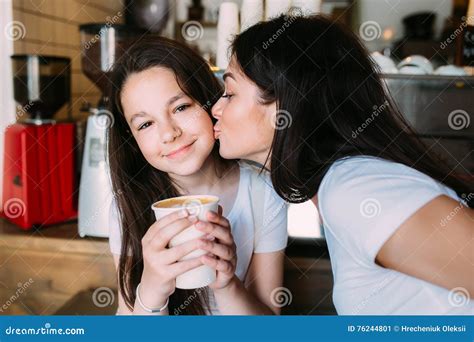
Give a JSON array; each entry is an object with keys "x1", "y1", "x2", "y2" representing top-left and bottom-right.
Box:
[{"x1": 264, "y1": 101, "x2": 278, "y2": 127}]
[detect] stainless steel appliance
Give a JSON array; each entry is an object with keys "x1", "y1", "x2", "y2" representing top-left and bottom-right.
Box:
[
  {"x1": 78, "y1": 24, "x2": 144, "y2": 238},
  {"x1": 383, "y1": 74, "x2": 474, "y2": 181}
]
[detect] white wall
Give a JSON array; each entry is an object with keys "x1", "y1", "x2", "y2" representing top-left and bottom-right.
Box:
[{"x1": 288, "y1": 201, "x2": 323, "y2": 238}]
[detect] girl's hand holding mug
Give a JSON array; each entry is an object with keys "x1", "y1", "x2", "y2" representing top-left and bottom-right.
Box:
[{"x1": 139, "y1": 209, "x2": 206, "y2": 307}]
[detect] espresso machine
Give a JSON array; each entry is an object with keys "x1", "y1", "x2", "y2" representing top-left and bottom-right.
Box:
[
  {"x1": 3, "y1": 55, "x2": 77, "y2": 229},
  {"x1": 78, "y1": 24, "x2": 144, "y2": 238}
]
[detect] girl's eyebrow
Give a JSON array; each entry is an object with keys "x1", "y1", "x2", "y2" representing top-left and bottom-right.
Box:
[
  {"x1": 130, "y1": 112, "x2": 147, "y2": 125},
  {"x1": 166, "y1": 92, "x2": 186, "y2": 107}
]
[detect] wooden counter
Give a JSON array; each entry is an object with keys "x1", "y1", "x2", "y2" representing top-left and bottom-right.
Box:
[
  {"x1": 0, "y1": 218, "x2": 335, "y2": 315},
  {"x1": 0, "y1": 219, "x2": 116, "y2": 315}
]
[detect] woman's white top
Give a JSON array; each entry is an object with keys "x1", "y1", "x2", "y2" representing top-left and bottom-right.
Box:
[
  {"x1": 318, "y1": 156, "x2": 473, "y2": 315},
  {"x1": 109, "y1": 161, "x2": 288, "y2": 314}
]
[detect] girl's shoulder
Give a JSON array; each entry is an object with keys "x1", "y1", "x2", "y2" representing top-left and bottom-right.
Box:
[
  {"x1": 238, "y1": 160, "x2": 272, "y2": 186},
  {"x1": 237, "y1": 160, "x2": 287, "y2": 215},
  {"x1": 237, "y1": 161, "x2": 279, "y2": 202},
  {"x1": 235, "y1": 162, "x2": 288, "y2": 254}
]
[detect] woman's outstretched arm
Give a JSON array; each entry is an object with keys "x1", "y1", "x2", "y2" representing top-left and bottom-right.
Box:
[{"x1": 376, "y1": 195, "x2": 474, "y2": 297}]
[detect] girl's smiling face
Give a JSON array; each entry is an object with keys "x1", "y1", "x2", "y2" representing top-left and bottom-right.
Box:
[
  {"x1": 211, "y1": 59, "x2": 276, "y2": 166},
  {"x1": 121, "y1": 67, "x2": 215, "y2": 176}
]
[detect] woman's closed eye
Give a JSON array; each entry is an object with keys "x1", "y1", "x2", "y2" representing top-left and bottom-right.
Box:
[{"x1": 222, "y1": 92, "x2": 234, "y2": 99}]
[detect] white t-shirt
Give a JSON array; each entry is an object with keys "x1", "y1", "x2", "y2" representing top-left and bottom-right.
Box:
[
  {"x1": 318, "y1": 156, "x2": 474, "y2": 315},
  {"x1": 108, "y1": 161, "x2": 288, "y2": 314}
]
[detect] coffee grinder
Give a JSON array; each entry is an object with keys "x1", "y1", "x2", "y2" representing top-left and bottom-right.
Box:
[
  {"x1": 78, "y1": 24, "x2": 144, "y2": 238},
  {"x1": 3, "y1": 55, "x2": 77, "y2": 229}
]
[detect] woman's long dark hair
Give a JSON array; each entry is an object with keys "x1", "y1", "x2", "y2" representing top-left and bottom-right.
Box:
[
  {"x1": 107, "y1": 37, "x2": 226, "y2": 314},
  {"x1": 232, "y1": 14, "x2": 472, "y2": 206}
]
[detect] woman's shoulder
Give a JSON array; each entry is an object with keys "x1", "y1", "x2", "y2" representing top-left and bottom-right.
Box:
[
  {"x1": 238, "y1": 160, "x2": 268, "y2": 176},
  {"x1": 238, "y1": 161, "x2": 275, "y2": 195},
  {"x1": 237, "y1": 160, "x2": 288, "y2": 214},
  {"x1": 318, "y1": 155, "x2": 460, "y2": 266},
  {"x1": 318, "y1": 155, "x2": 459, "y2": 234},
  {"x1": 235, "y1": 162, "x2": 288, "y2": 254},
  {"x1": 320, "y1": 155, "x2": 443, "y2": 195}
]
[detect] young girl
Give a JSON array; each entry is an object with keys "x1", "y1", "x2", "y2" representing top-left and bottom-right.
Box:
[
  {"x1": 106, "y1": 37, "x2": 288, "y2": 315},
  {"x1": 211, "y1": 15, "x2": 473, "y2": 314}
]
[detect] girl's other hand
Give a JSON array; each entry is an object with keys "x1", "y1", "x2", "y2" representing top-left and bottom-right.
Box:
[{"x1": 195, "y1": 208, "x2": 237, "y2": 290}]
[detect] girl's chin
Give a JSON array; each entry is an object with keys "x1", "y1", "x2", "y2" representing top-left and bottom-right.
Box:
[
  {"x1": 163, "y1": 154, "x2": 208, "y2": 176},
  {"x1": 172, "y1": 162, "x2": 203, "y2": 175}
]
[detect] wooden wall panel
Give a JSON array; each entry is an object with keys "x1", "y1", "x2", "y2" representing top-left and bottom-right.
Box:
[{"x1": 11, "y1": 0, "x2": 124, "y2": 120}]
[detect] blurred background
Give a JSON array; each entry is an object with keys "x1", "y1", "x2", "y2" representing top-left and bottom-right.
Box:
[{"x1": 0, "y1": 0, "x2": 472, "y2": 316}]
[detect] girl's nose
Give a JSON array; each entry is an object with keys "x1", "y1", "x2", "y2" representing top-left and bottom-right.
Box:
[{"x1": 160, "y1": 121, "x2": 182, "y2": 144}]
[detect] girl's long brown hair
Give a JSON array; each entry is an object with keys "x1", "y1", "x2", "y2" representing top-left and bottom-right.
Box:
[{"x1": 107, "y1": 37, "x2": 227, "y2": 314}]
